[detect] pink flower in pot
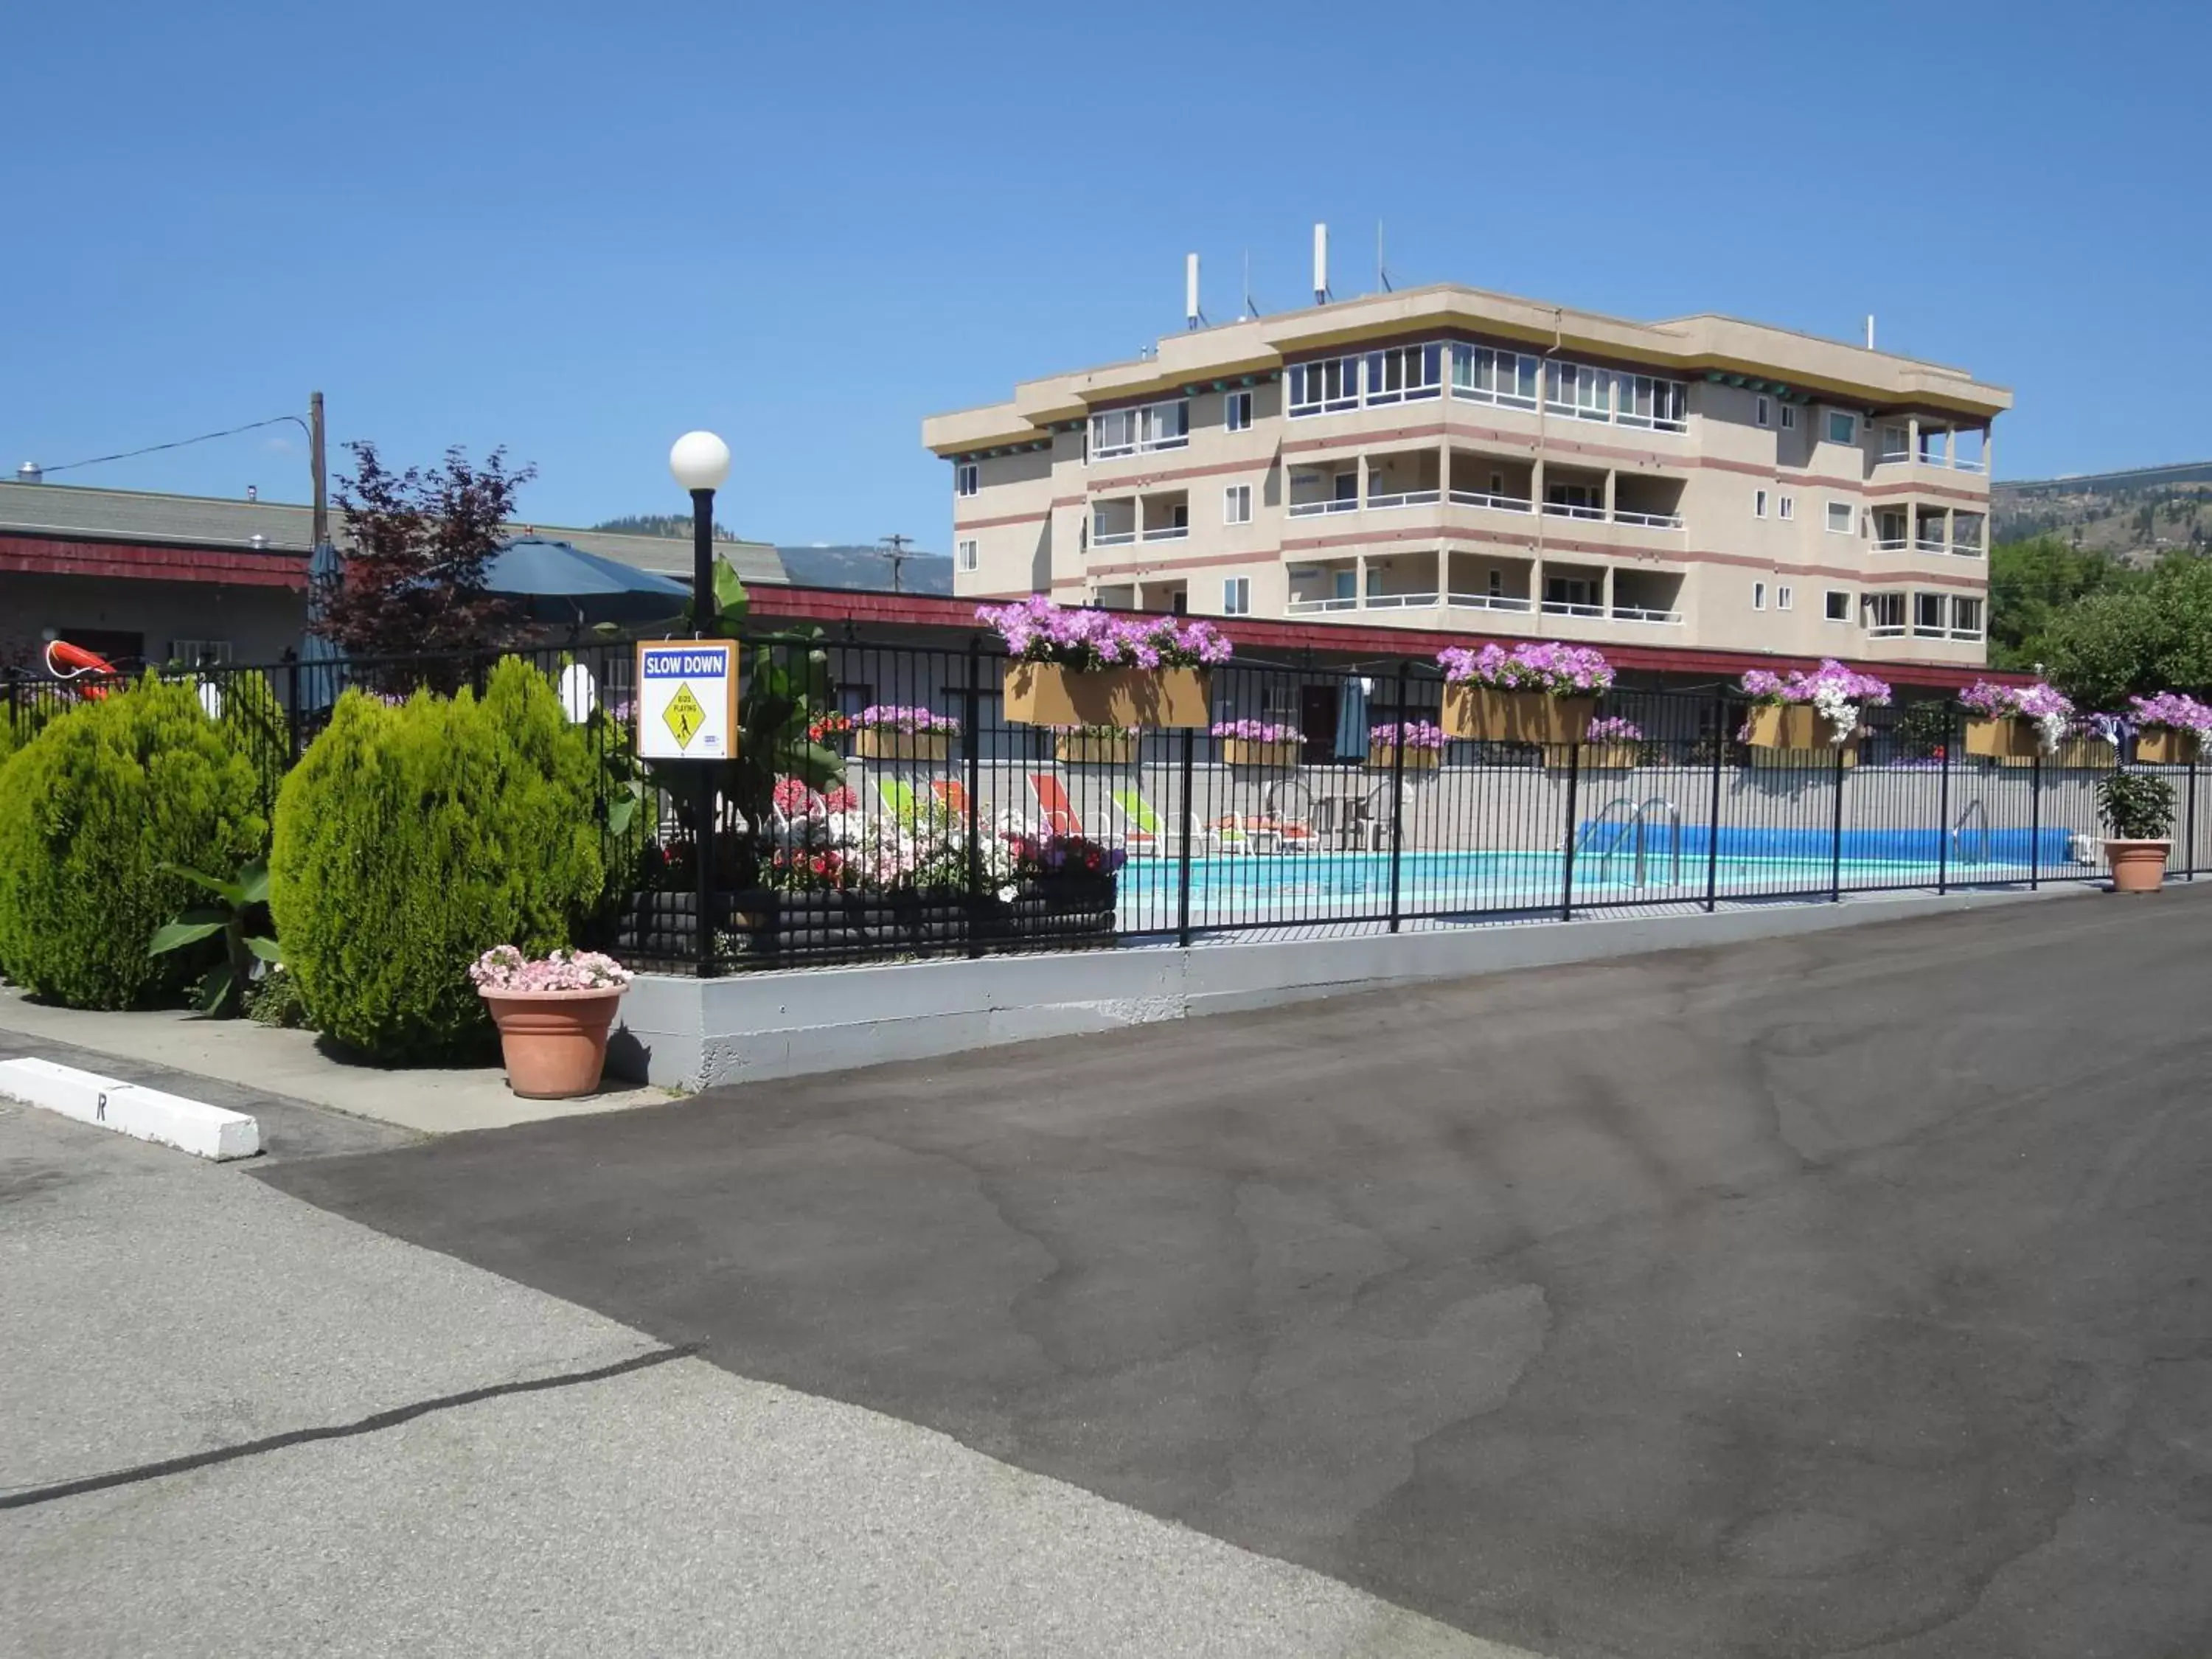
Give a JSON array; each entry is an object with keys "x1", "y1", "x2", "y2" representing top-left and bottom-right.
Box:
[{"x1": 470, "y1": 946, "x2": 633, "y2": 1099}]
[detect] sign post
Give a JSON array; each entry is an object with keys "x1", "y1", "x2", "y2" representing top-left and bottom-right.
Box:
[{"x1": 636, "y1": 639, "x2": 738, "y2": 976}]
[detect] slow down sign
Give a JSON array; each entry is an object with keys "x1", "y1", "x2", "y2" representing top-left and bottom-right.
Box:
[{"x1": 635, "y1": 641, "x2": 739, "y2": 760}]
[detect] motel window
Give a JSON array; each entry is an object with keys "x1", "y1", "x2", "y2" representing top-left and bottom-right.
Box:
[
  {"x1": 1913, "y1": 591, "x2": 1947, "y2": 636},
  {"x1": 1826, "y1": 410, "x2": 1858, "y2": 446},
  {"x1": 1756, "y1": 394, "x2": 1770, "y2": 427},
  {"x1": 170, "y1": 639, "x2": 233, "y2": 665},
  {"x1": 956, "y1": 538, "x2": 978, "y2": 572},
  {"x1": 1864, "y1": 592, "x2": 1906, "y2": 633},
  {"x1": 955, "y1": 462, "x2": 978, "y2": 497},
  {"x1": 1776, "y1": 585, "x2": 1794, "y2": 611},
  {"x1": 1952, "y1": 596, "x2": 1985, "y2": 639},
  {"x1": 1825, "y1": 589, "x2": 1851, "y2": 622},
  {"x1": 1222, "y1": 576, "x2": 1251, "y2": 616},
  {"x1": 1778, "y1": 495, "x2": 1795, "y2": 521},
  {"x1": 1780, "y1": 403, "x2": 1797, "y2": 430},
  {"x1": 1827, "y1": 501, "x2": 1855, "y2": 535},
  {"x1": 1223, "y1": 484, "x2": 1253, "y2": 524},
  {"x1": 1363, "y1": 344, "x2": 1442, "y2": 405},
  {"x1": 1752, "y1": 581, "x2": 1767, "y2": 611},
  {"x1": 1286, "y1": 354, "x2": 1363, "y2": 417},
  {"x1": 1754, "y1": 489, "x2": 1768, "y2": 518},
  {"x1": 1090, "y1": 398, "x2": 1189, "y2": 459},
  {"x1": 1225, "y1": 390, "x2": 1253, "y2": 431}
]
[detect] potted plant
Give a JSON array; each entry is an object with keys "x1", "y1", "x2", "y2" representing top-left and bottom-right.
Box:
[
  {"x1": 852, "y1": 704, "x2": 960, "y2": 762},
  {"x1": 1437, "y1": 643, "x2": 1612, "y2": 745},
  {"x1": 1052, "y1": 723, "x2": 1140, "y2": 765},
  {"x1": 2128, "y1": 692, "x2": 2212, "y2": 766},
  {"x1": 1581, "y1": 716, "x2": 1644, "y2": 771},
  {"x1": 470, "y1": 946, "x2": 633, "y2": 1099},
  {"x1": 1959, "y1": 680, "x2": 2073, "y2": 762},
  {"x1": 2096, "y1": 771, "x2": 2177, "y2": 893},
  {"x1": 1739, "y1": 660, "x2": 1891, "y2": 763},
  {"x1": 1212, "y1": 718, "x2": 1302, "y2": 768},
  {"x1": 981, "y1": 597, "x2": 1228, "y2": 729},
  {"x1": 1366, "y1": 720, "x2": 1447, "y2": 770}
]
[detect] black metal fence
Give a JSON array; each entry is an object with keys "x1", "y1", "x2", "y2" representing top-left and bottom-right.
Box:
[{"x1": 5, "y1": 640, "x2": 2202, "y2": 978}]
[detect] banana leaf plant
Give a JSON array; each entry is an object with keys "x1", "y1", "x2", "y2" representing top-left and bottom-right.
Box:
[{"x1": 147, "y1": 860, "x2": 281, "y2": 1016}]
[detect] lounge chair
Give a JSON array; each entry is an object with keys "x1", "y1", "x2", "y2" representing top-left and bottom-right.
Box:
[
  {"x1": 1028, "y1": 772, "x2": 1082, "y2": 837},
  {"x1": 1107, "y1": 785, "x2": 1162, "y2": 848},
  {"x1": 875, "y1": 774, "x2": 922, "y2": 827},
  {"x1": 931, "y1": 777, "x2": 976, "y2": 821}
]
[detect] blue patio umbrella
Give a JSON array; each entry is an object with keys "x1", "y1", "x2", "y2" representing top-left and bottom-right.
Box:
[
  {"x1": 481, "y1": 536, "x2": 690, "y2": 625},
  {"x1": 298, "y1": 538, "x2": 350, "y2": 710}
]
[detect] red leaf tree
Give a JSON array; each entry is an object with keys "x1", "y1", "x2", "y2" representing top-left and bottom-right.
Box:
[{"x1": 316, "y1": 442, "x2": 535, "y2": 657}]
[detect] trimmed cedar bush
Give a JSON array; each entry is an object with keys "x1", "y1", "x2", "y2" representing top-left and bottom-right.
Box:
[
  {"x1": 269, "y1": 658, "x2": 608, "y2": 1062},
  {"x1": 0, "y1": 678, "x2": 268, "y2": 1008}
]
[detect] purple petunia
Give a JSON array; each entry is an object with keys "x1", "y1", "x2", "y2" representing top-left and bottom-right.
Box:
[
  {"x1": 1437, "y1": 642, "x2": 1615, "y2": 695},
  {"x1": 1369, "y1": 720, "x2": 1448, "y2": 751},
  {"x1": 976, "y1": 596, "x2": 1233, "y2": 670}
]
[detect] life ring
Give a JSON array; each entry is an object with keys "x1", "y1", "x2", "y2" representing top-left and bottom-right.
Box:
[{"x1": 44, "y1": 640, "x2": 121, "y2": 699}]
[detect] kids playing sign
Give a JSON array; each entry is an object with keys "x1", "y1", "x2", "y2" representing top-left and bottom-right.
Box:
[{"x1": 635, "y1": 641, "x2": 739, "y2": 760}]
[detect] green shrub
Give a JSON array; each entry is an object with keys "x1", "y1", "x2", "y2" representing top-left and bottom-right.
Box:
[
  {"x1": 0, "y1": 678, "x2": 268, "y2": 1008},
  {"x1": 269, "y1": 658, "x2": 608, "y2": 1062}
]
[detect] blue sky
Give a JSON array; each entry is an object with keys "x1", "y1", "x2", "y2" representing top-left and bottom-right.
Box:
[{"x1": 4, "y1": 0, "x2": 2207, "y2": 550}]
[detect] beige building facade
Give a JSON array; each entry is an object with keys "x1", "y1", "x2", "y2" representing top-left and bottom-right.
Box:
[{"x1": 922, "y1": 284, "x2": 2009, "y2": 670}]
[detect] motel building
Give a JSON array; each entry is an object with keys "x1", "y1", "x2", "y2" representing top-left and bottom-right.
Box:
[{"x1": 922, "y1": 276, "x2": 2009, "y2": 706}]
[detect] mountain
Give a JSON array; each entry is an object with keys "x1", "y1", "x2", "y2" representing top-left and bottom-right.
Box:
[
  {"x1": 1993, "y1": 462, "x2": 2212, "y2": 563},
  {"x1": 777, "y1": 544, "x2": 955, "y2": 595},
  {"x1": 591, "y1": 512, "x2": 737, "y2": 540}
]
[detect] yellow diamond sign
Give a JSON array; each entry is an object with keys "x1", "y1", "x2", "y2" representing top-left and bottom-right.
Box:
[{"x1": 661, "y1": 682, "x2": 706, "y2": 751}]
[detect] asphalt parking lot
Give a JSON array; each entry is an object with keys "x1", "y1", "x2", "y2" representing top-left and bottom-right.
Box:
[{"x1": 262, "y1": 887, "x2": 2212, "y2": 1658}]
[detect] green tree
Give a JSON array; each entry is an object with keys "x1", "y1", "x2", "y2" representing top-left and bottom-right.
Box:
[
  {"x1": 1985, "y1": 535, "x2": 2139, "y2": 670},
  {"x1": 2043, "y1": 553, "x2": 2212, "y2": 709}
]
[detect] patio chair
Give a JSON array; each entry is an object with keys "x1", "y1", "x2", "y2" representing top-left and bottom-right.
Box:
[
  {"x1": 1259, "y1": 779, "x2": 1319, "y2": 846},
  {"x1": 931, "y1": 777, "x2": 978, "y2": 822},
  {"x1": 875, "y1": 773, "x2": 922, "y2": 827},
  {"x1": 1108, "y1": 785, "x2": 1163, "y2": 848},
  {"x1": 1028, "y1": 771, "x2": 1082, "y2": 837}
]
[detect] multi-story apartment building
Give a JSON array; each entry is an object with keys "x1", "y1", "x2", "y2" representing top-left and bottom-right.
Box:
[{"x1": 922, "y1": 283, "x2": 2008, "y2": 671}]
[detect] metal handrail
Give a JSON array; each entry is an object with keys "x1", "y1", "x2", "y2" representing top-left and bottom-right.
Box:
[
  {"x1": 1576, "y1": 795, "x2": 1684, "y2": 886},
  {"x1": 1953, "y1": 799, "x2": 1989, "y2": 866},
  {"x1": 1629, "y1": 796, "x2": 1685, "y2": 886}
]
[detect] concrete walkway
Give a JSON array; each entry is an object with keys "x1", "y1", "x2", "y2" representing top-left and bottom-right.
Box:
[
  {"x1": 1, "y1": 1106, "x2": 1532, "y2": 1658},
  {"x1": 265, "y1": 885, "x2": 2212, "y2": 1658}
]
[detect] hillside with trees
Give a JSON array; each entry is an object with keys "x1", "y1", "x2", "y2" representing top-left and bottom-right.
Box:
[{"x1": 1992, "y1": 462, "x2": 2212, "y2": 563}]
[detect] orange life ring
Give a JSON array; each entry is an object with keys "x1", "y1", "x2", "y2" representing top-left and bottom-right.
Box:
[{"x1": 45, "y1": 640, "x2": 121, "y2": 699}]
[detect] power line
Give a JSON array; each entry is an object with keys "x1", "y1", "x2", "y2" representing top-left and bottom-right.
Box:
[{"x1": 38, "y1": 414, "x2": 312, "y2": 478}]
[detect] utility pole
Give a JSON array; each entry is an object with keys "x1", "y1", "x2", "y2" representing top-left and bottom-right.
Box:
[
  {"x1": 309, "y1": 390, "x2": 327, "y2": 546},
  {"x1": 878, "y1": 532, "x2": 915, "y2": 594}
]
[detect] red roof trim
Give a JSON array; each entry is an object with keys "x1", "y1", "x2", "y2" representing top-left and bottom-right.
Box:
[{"x1": 0, "y1": 532, "x2": 309, "y2": 591}]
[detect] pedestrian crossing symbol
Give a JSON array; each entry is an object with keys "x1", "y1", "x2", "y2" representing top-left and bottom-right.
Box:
[{"x1": 661, "y1": 683, "x2": 706, "y2": 750}]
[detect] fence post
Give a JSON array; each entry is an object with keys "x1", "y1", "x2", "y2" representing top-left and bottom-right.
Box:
[
  {"x1": 1935, "y1": 702, "x2": 1952, "y2": 894},
  {"x1": 2188, "y1": 759, "x2": 2199, "y2": 881},
  {"x1": 1703, "y1": 687, "x2": 1725, "y2": 912},
  {"x1": 282, "y1": 652, "x2": 302, "y2": 765},
  {"x1": 1829, "y1": 740, "x2": 1846, "y2": 903},
  {"x1": 1176, "y1": 726, "x2": 1194, "y2": 948},
  {"x1": 2029, "y1": 746, "x2": 2042, "y2": 891},
  {"x1": 1559, "y1": 739, "x2": 1580, "y2": 922},
  {"x1": 1387, "y1": 666, "x2": 1407, "y2": 933},
  {"x1": 964, "y1": 639, "x2": 984, "y2": 957}
]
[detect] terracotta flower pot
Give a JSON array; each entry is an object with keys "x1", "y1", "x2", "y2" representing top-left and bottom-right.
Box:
[
  {"x1": 2104, "y1": 839, "x2": 2171, "y2": 894},
  {"x1": 480, "y1": 987, "x2": 626, "y2": 1098}
]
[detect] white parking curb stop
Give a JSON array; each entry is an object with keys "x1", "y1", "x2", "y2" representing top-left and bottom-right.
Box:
[{"x1": 0, "y1": 1057, "x2": 260, "y2": 1161}]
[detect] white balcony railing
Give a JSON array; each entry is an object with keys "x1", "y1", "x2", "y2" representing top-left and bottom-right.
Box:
[
  {"x1": 1542, "y1": 599, "x2": 1606, "y2": 618},
  {"x1": 1613, "y1": 509, "x2": 1684, "y2": 530},
  {"x1": 1542, "y1": 501, "x2": 1607, "y2": 522},
  {"x1": 1914, "y1": 537, "x2": 1949, "y2": 553},
  {"x1": 1363, "y1": 591, "x2": 1439, "y2": 610},
  {"x1": 1873, "y1": 537, "x2": 1910, "y2": 552},
  {"x1": 1287, "y1": 498, "x2": 1359, "y2": 518},
  {"x1": 1366, "y1": 489, "x2": 1441, "y2": 510},
  {"x1": 1140, "y1": 525, "x2": 1189, "y2": 543},
  {"x1": 1867, "y1": 625, "x2": 1907, "y2": 638},
  {"x1": 1877, "y1": 447, "x2": 1988, "y2": 473},
  {"x1": 1610, "y1": 605, "x2": 1683, "y2": 625},
  {"x1": 1091, "y1": 529, "x2": 1136, "y2": 547},
  {"x1": 1446, "y1": 592, "x2": 1534, "y2": 613},
  {"x1": 1286, "y1": 596, "x2": 1360, "y2": 614},
  {"x1": 1447, "y1": 489, "x2": 1534, "y2": 514}
]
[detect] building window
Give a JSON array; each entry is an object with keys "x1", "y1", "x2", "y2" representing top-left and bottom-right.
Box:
[
  {"x1": 956, "y1": 538, "x2": 978, "y2": 572},
  {"x1": 1824, "y1": 589, "x2": 1851, "y2": 622},
  {"x1": 1754, "y1": 489, "x2": 1768, "y2": 518},
  {"x1": 1486, "y1": 567, "x2": 1503, "y2": 597},
  {"x1": 1223, "y1": 484, "x2": 1252, "y2": 524},
  {"x1": 955, "y1": 462, "x2": 978, "y2": 497},
  {"x1": 1090, "y1": 398, "x2": 1189, "y2": 459},
  {"x1": 1448, "y1": 343, "x2": 1541, "y2": 409},
  {"x1": 1286, "y1": 354, "x2": 1363, "y2": 417},
  {"x1": 1913, "y1": 591, "x2": 1947, "y2": 636},
  {"x1": 1752, "y1": 581, "x2": 1767, "y2": 611},
  {"x1": 1951, "y1": 596, "x2": 1985, "y2": 639},
  {"x1": 1776, "y1": 585, "x2": 1794, "y2": 611},
  {"x1": 1826, "y1": 410, "x2": 1858, "y2": 446},
  {"x1": 1756, "y1": 394, "x2": 1770, "y2": 427},
  {"x1": 1225, "y1": 390, "x2": 1253, "y2": 431},
  {"x1": 1778, "y1": 495, "x2": 1795, "y2": 521},
  {"x1": 1826, "y1": 501, "x2": 1854, "y2": 535},
  {"x1": 171, "y1": 639, "x2": 232, "y2": 664},
  {"x1": 1489, "y1": 470, "x2": 1503, "y2": 495},
  {"x1": 1864, "y1": 592, "x2": 1906, "y2": 633},
  {"x1": 1780, "y1": 403, "x2": 1797, "y2": 430},
  {"x1": 1222, "y1": 576, "x2": 1251, "y2": 616},
  {"x1": 1364, "y1": 344, "x2": 1442, "y2": 405}
]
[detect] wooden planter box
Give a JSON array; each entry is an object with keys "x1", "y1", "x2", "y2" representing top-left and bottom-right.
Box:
[
  {"x1": 855, "y1": 728, "x2": 950, "y2": 762},
  {"x1": 2053, "y1": 737, "x2": 2117, "y2": 769},
  {"x1": 1580, "y1": 743, "x2": 1643, "y2": 771},
  {"x1": 1442, "y1": 685, "x2": 1596, "y2": 745},
  {"x1": 1220, "y1": 738, "x2": 1302, "y2": 768},
  {"x1": 2136, "y1": 728, "x2": 2202, "y2": 765},
  {"x1": 1004, "y1": 663, "x2": 1211, "y2": 729},
  {"x1": 1964, "y1": 717, "x2": 2039, "y2": 761},
  {"x1": 1366, "y1": 745, "x2": 1442, "y2": 770},
  {"x1": 1054, "y1": 732, "x2": 1137, "y2": 765},
  {"x1": 1742, "y1": 703, "x2": 1860, "y2": 766}
]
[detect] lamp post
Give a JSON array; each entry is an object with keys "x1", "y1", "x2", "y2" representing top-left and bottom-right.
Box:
[{"x1": 669, "y1": 431, "x2": 732, "y2": 978}]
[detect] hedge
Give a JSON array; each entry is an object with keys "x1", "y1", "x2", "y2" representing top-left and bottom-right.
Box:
[
  {"x1": 269, "y1": 658, "x2": 608, "y2": 1062},
  {"x1": 0, "y1": 678, "x2": 268, "y2": 1008}
]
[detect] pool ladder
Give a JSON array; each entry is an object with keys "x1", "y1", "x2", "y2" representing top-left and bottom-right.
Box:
[
  {"x1": 1577, "y1": 796, "x2": 1685, "y2": 887},
  {"x1": 1952, "y1": 800, "x2": 1989, "y2": 866}
]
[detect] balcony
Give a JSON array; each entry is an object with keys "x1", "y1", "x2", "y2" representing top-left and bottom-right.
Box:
[
  {"x1": 1141, "y1": 524, "x2": 1189, "y2": 543},
  {"x1": 1612, "y1": 509, "x2": 1683, "y2": 530},
  {"x1": 1874, "y1": 423, "x2": 1989, "y2": 474},
  {"x1": 1287, "y1": 498, "x2": 1359, "y2": 519},
  {"x1": 1610, "y1": 605, "x2": 1683, "y2": 625},
  {"x1": 1541, "y1": 501, "x2": 1607, "y2": 524},
  {"x1": 1447, "y1": 488, "x2": 1534, "y2": 514},
  {"x1": 1091, "y1": 528, "x2": 1137, "y2": 548},
  {"x1": 1286, "y1": 595, "x2": 1361, "y2": 615},
  {"x1": 1444, "y1": 591, "x2": 1534, "y2": 613},
  {"x1": 1367, "y1": 488, "x2": 1441, "y2": 510},
  {"x1": 1363, "y1": 589, "x2": 1439, "y2": 610}
]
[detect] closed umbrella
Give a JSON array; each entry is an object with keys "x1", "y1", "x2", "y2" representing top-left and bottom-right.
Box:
[
  {"x1": 298, "y1": 538, "x2": 349, "y2": 711},
  {"x1": 1333, "y1": 675, "x2": 1370, "y2": 760}
]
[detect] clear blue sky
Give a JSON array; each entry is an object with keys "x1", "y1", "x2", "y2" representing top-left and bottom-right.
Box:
[{"x1": 4, "y1": 0, "x2": 2206, "y2": 551}]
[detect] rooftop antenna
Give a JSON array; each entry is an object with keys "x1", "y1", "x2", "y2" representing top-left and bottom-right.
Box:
[
  {"x1": 1184, "y1": 252, "x2": 1205, "y2": 331},
  {"x1": 1240, "y1": 250, "x2": 1259, "y2": 320},
  {"x1": 1312, "y1": 222, "x2": 1332, "y2": 305},
  {"x1": 1377, "y1": 220, "x2": 1393, "y2": 293},
  {"x1": 1865, "y1": 313, "x2": 1877, "y2": 350},
  {"x1": 877, "y1": 532, "x2": 916, "y2": 594}
]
